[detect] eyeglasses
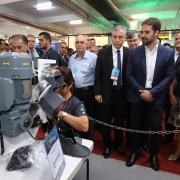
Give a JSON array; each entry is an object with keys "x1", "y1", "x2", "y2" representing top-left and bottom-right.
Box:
[
  {"x1": 0, "y1": 43, "x2": 5, "y2": 45},
  {"x1": 60, "y1": 84, "x2": 68, "y2": 89},
  {"x1": 127, "y1": 39, "x2": 138, "y2": 43}
]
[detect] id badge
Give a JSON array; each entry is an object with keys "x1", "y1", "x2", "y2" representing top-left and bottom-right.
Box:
[
  {"x1": 110, "y1": 68, "x2": 120, "y2": 81},
  {"x1": 72, "y1": 68, "x2": 77, "y2": 78}
]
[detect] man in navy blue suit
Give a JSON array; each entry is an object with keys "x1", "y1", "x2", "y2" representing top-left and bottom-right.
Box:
[{"x1": 125, "y1": 18, "x2": 174, "y2": 171}]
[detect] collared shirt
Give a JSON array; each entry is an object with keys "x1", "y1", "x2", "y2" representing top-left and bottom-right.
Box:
[
  {"x1": 112, "y1": 45, "x2": 123, "y2": 85},
  {"x1": 68, "y1": 50, "x2": 97, "y2": 88},
  {"x1": 28, "y1": 48, "x2": 39, "y2": 57},
  {"x1": 174, "y1": 49, "x2": 180, "y2": 62},
  {"x1": 145, "y1": 44, "x2": 158, "y2": 88}
]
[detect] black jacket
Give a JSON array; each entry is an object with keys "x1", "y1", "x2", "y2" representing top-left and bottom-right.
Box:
[{"x1": 94, "y1": 45, "x2": 130, "y2": 104}]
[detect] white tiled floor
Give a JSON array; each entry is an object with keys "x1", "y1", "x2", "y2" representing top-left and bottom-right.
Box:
[{"x1": 74, "y1": 153, "x2": 180, "y2": 180}]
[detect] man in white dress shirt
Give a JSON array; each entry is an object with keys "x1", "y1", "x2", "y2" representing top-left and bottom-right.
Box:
[
  {"x1": 126, "y1": 18, "x2": 174, "y2": 171},
  {"x1": 94, "y1": 25, "x2": 130, "y2": 159}
]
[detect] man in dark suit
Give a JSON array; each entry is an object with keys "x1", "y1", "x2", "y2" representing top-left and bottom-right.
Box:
[
  {"x1": 27, "y1": 34, "x2": 43, "y2": 57},
  {"x1": 58, "y1": 42, "x2": 69, "y2": 67},
  {"x1": 125, "y1": 18, "x2": 174, "y2": 171},
  {"x1": 94, "y1": 25, "x2": 130, "y2": 159},
  {"x1": 126, "y1": 30, "x2": 150, "y2": 153}
]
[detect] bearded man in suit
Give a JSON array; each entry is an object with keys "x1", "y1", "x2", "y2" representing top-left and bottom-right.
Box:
[{"x1": 125, "y1": 17, "x2": 174, "y2": 171}]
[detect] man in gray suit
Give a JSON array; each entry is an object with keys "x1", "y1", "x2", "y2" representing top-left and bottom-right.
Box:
[{"x1": 58, "y1": 42, "x2": 69, "y2": 67}]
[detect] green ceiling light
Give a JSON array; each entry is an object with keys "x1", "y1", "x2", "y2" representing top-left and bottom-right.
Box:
[
  {"x1": 132, "y1": 14, "x2": 149, "y2": 19},
  {"x1": 89, "y1": 22, "x2": 105, "y2": 29},
  {"x1": 122, "y1": 0, "x2": 179, "y2": 8}
]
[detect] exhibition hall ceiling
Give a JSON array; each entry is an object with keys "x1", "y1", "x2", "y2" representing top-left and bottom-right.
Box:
[{"x1": 0, "y1": 0, "x2": 179, "y2": 37}]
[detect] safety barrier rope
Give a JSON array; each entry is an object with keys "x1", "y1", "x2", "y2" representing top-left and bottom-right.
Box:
[{"x1": 88, "y1": 116, "x2": 180, "y2": 134}]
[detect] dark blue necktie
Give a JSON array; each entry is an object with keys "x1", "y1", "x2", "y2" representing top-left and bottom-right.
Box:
[
  {"x1": 117, "y1": 50, "x2": 121, "y2": 90},
  {"x1": 177, "y1": 53, "x2": 180, "y2": 61}
]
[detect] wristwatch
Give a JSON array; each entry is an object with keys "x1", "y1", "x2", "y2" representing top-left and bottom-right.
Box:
[{"x1": 61, "y1": 111, "x2": 67, "y2": 120}]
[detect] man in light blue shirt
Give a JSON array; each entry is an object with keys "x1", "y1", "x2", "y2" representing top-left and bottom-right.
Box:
[{"x1": 68, "y1": 35, "x2": 97, "y2": 118}]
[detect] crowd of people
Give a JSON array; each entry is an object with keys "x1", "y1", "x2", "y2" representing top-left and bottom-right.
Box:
[{"x1": 1, "y1": 17, "x2": 180, "y2": 172}]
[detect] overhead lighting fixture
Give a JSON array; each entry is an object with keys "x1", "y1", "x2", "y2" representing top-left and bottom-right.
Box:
[
  {"x1": 132, "y1": 14, "x2": 149, "y2": 19},
  {"x1": 36, "y1": 2, "x2": 54, "y2": 10},
  {"x1": 26, "y1": 27, "x2": 30, "y2": 28},
  {"x1": 70, "y1": 20, "x2": 82, "y2": 25}
]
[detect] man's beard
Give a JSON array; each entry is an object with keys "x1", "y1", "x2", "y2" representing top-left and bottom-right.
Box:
[{"x1": 142, "y1": 38, "x2": 154, "y2": 45}]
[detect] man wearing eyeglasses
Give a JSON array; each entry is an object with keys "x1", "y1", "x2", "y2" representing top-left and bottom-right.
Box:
[
  {"x1": 27, "y1": 34, "x2": 43, "y2": 58},
  {"x1": 58, "y1": 42, "x2": 69, "y2": 67},
  {"x1": 68, "y1": 34, "x2": 97, "y2": 119},
  {"x1": 127, "y1": 30, "x2": 140, "y2": 49},
  {"x1": 0, "y1": 39, "x2": 5, "y2": 53}
]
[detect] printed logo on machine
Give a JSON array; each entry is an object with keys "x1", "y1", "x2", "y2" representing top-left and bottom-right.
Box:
[
  {"x1": 23, "y1": 62, "x2": 29, "y2": 66},
  {"x1": 2, "y1": 62, "x2": 10, "y2": 65}
]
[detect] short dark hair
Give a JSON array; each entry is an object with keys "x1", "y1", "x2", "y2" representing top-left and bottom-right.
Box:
[
  {"x1": 5, "y1": 43, "x2": 9, "y2": 46},
  {"x1": 11, "y1": 34, "x2": 28, "y2": 45},
  {"x1": 56, "y1": 66, "x2": 75, "y2": 94},
  {"x1": 0, "y1": 39, "x2": 5, "y2": 44},
  {"x1": 127, "y1": 30, "x2": 140, "y2": 39},
  {"x1": 141, "y1": 17, "x2": 161, "y2": 34},
  {"x1": 163, "y1": 43, "x2": 171, "y2": 48},
  {"x1": 90, "y1": 38, "x2": 95, "y2": 41},
  {"x1": 68, "y1": 48, "x2": 74, "y2": 54},
  {"x1": 59, "y1": 42, "x2": 67, "y2": 47},
  {"x1": 38, "y1": 32, "x2": 51, "y2": 43}
]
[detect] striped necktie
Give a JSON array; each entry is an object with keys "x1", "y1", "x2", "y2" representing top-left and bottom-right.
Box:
[{"x1": 177, "y1": 52, "x2": 180, "y2": 62}]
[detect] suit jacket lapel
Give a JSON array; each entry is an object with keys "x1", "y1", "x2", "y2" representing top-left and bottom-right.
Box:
[
  {"x1": 141, "y1": 46, "x2": 146, "y2": 75},
  {"x1": 108, "y1": 45, "x2": 113, "y2": 69},
  {"x1": 122, "y1": 47, "x2": 127, "y2": 75},
  {"x1": 153, "y1": 44, "x2": 163, "y2": 79}
]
